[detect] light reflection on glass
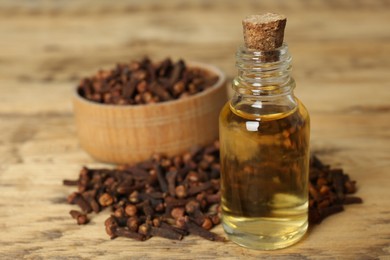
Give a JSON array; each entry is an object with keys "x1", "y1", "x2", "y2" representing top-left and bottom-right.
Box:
[
  {"x1": 245, "y1": 121, "x2": 259, "y2": 132},
  {"x1": 251, "y1": 100, "x2": 262, "y2": 109}
]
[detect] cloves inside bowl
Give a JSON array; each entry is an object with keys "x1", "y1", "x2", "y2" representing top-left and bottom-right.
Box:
[{"x1": 73, "y1": 61, "x2": 227, "y2": 164}]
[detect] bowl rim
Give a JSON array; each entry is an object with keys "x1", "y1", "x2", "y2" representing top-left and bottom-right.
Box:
[{"x1": 73, "y1": 61, "x2": 227, "y2": 109}]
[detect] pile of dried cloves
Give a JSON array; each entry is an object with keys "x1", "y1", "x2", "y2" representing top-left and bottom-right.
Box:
[
  {"x1": 308, "y1": 155, "x2": 362, "y2": 224},
  {"x1": 64, "y1": 141, "x2": 362, "y2": 242},
  {"x1": 77, "y1": 57, "x2": 219, "y2": 105},
  {"x1": 65, "y1": 141, "x2": 224, "y2": 241}
]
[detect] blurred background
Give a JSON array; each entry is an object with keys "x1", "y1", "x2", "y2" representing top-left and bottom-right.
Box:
[
  {"x1": 1, "y1": 0, "x2": 389, "y2": 112},
  {"x1": 0, "y1": 0, "x2": 389, "y2": 160}
]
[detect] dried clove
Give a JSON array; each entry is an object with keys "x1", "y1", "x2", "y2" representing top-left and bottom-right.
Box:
[
  {"x1": 98, "y1": 193, "x2": 114, "y2": 207},
  {"x1": 114, "y1": 227, "x2": 146, "y2": 241},
  {"x1": 175, "y1": 185, "x2": 188, "y2": 199},
  {"x1": 127, "y1": 217, "x2": 139, "y2": 232},
  {"x1": 184, "y1": 217, "x2": 225, "y2": 242},
  {"x1": 105, "y1": 217, "x2": 118, "y2": 238},
  {"x1": 139, "y1": 223, "x2": 183, "y2": 240},
  {"x1": 170, "y1": 207, "x2": 185, "y2": 219},
  {"x1": 67, "y1": 192, "x2": 92, "y2": 213},
  {"x1": 155, "y1": 165, "x2": 168, "y2": 193},
  {"x1": 83, "y1": 190, "x2": 100, "y2": 213},
  {"x1": 63, "y1": 179, "x2": 78, "y2": 186},
  {"x1": 166, "y1": 171, "x2": 177, "y2": 197},
  {"x1": 125, "y1": 204, "x2": 138, "y2": 217},
  {"x1": 69, "y1": 210, "x2": 89, "y2": 225}
]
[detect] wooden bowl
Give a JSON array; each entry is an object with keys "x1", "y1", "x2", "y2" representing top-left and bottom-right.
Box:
[{"x1": 73, "y1": 62, "x2": 227, "y2": 164}]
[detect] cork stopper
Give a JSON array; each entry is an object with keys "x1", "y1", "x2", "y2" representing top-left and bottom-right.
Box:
[{"x1": 242, "y1": 13, "x2": 287, "y2": 51}]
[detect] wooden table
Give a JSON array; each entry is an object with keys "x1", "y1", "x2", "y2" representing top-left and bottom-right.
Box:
[{"x1": 1, "y1": 0, "x2": 389, "y2": 259}]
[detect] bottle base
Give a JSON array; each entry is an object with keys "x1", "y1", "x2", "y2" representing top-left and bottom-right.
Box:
[{"x1": 222, "y1": 216, "x2": 308, "y2": 250}]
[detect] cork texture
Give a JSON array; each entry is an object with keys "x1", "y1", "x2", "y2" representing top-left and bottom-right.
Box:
[{"x1": 242, "y1": 13, "x2": 287, "y2": 50}]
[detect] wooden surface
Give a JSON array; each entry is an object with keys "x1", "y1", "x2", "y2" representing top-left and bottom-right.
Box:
[{"x1": 0, "y1": 0, "x2": 389, "y2": 259}]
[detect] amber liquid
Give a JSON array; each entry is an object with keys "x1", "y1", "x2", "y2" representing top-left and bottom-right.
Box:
[{"x1": 219, "y1": 99, "x2": 310, "y2": 250}]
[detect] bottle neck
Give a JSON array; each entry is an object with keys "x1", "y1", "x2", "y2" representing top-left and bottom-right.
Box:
[{"x1": 233, "y1": 43, "x2": 294, "y2": 97}]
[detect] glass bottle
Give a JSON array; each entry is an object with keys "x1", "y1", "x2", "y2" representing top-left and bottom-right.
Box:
[{"x1": 219, "y1": 43, "x2": 310, "y2": 250}]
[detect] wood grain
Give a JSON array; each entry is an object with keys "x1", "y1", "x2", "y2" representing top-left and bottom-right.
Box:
[
  {"x1": 73, "y1": 62, "x2": 227, "y2": 164},
  {"x1": 0, "y1": 0, "x2": 389, "y2": 259}
]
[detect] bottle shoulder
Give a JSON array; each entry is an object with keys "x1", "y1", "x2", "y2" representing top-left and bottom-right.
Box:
[
  {"x1": 220, "y1": 97, "x2": 309, "y2": 125},
  {"x1": 295, "y1": 98, "x2": 310, "y2": 121}
]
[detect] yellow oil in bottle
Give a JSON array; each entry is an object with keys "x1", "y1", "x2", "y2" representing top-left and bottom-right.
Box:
[{"x1": 219, "y1": 98, "x2": 310, "y2": 250}]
